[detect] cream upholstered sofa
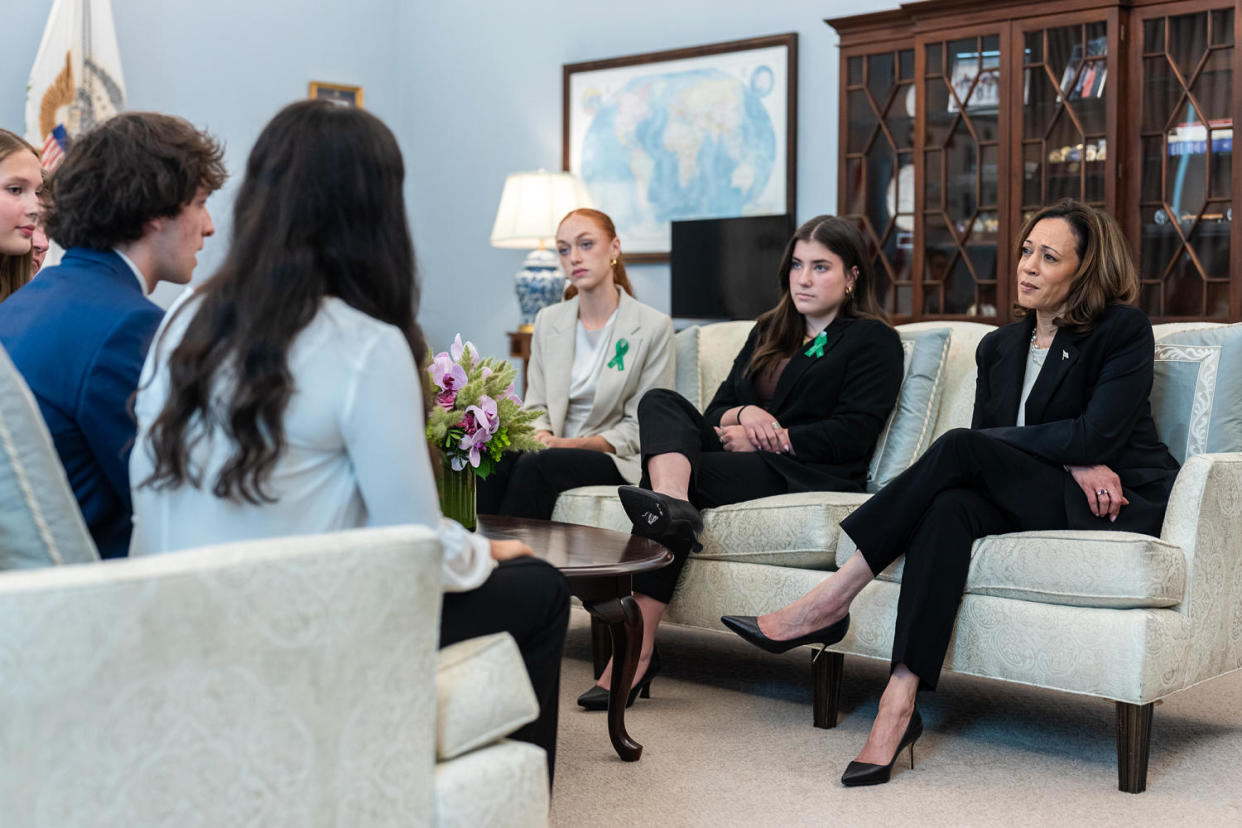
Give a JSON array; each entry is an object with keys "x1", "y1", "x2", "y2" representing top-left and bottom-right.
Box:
[
  {"x1": 552, "y1": 319, "x2": 1242, "y2": 794},
  {"x1": 0, "y1": 345, "x2": 549, "y2": 826}
]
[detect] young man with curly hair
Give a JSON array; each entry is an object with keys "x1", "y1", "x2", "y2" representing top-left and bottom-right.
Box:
[{"x1": 0, "y1": 113, "x2": 226, "y2": 558}]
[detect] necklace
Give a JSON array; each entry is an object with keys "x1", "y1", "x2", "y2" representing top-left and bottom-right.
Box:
[
  {"x1": 1029, "y1": 331, "x2": 1048, "y2": 367},
  {"x1": 1030, "y1": 328, "x2": 1054, "y2": 349}
]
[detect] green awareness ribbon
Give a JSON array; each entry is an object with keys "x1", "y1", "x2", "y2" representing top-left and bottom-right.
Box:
[
  {"x1": 804, "y1": 330, "x2": 827, "y2": 358},
  {"x1": 608, "y1": 338, "x2": 629, "y2": 371}
]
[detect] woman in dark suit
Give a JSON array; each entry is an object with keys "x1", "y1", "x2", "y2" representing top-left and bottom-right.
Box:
[
  {"x1": 577, "y1": 215, "x2": 905, "y2": 709},
  {"x1": 724, "y1": 199, "x2": 1179, "y2": 786}
]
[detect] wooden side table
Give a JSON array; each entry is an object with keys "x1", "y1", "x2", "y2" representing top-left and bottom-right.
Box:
[
  {"x1": 507, "y1": 330, "x2": 532, "y2": 390},
  {"x1": 476, "y1": 515, "x2": 672, "y2": 761}
]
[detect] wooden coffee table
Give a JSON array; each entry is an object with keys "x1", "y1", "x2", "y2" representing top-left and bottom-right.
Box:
[{"x1": 476, "y1": 515, "x2": 672, "y2": 761}]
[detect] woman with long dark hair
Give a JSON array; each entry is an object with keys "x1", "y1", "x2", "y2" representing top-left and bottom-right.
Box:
[
  {"x1": 578, "y1": 215, "x2": 905, "y2": 710},
  {"x1": 130, "y1": 100, "x2": 568, "y2": 782},
  {"x1": 724, "y1": 200, "x2": 1179, "y2": 786},
  {"x1": 477, "y1": 208, "x2": 674, "y2": 520},
  {"x1": 0, "y1": 129, "x2": 42, "y2": 303}
]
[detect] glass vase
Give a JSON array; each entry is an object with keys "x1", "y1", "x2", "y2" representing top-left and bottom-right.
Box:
[{"x1": 439, "y1": 463, "x2": 477, "y2": 531}]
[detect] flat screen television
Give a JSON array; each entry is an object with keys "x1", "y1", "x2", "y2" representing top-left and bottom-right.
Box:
[{"x1": 670, "y1": 214, "x2": 793, "y2": 320}]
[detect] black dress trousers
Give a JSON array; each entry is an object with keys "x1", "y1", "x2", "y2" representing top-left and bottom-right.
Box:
[
  {"x1": 439, "y1": 557, "x2": 570, "y2": 785},
  {"x1": 477, "y1": 448, "x2": 627, "y2": 520},
  {"x1": 631, "y1": 388, "x2": 788, "y2": 603},
  {"x1": 839, "y1": 428, "x2": 1071, "y2": 690}
]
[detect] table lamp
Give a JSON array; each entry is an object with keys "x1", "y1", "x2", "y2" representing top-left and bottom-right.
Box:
[{"x1": 490, "y1": 170, "x2": 592, "y2": 331}]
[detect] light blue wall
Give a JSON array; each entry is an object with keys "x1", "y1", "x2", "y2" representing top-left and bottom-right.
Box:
[
  {"x1": 3, "y1": 0, "x2": 405, "y2": 306},
  {"x1": 5, "y1": 0, "x2": 904, "y2": 361},
  {"x1": 404, "y1": 0, "x2": 900, "y2": 365}
]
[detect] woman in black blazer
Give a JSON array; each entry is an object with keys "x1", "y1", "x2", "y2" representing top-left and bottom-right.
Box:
[
  {"x1": 724, "y1": 200, "x2": 1179, "y2": 786},
  {"x1": 577, "y1": 215, "x2": 905, "y2": 709}
]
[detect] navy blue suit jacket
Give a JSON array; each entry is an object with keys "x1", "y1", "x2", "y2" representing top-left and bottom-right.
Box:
[{"x1": 0, "y1": 248, "x2": 164, "y2": 558}]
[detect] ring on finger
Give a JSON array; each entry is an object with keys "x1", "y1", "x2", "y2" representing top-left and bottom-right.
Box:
[{"x1": 770, "y1": 421, "x2": 779, "y2": 429}]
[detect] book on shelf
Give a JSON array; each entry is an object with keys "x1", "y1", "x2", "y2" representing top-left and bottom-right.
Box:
[
  {"x1": 1167, "y1": 120, "x2": 1233, "y2": 156},
  {"x1": 1058, "y1": 37, "x2": 1107, "y2": 101}
]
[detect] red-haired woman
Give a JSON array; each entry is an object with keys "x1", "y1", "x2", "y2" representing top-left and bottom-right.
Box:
[{"x1": 477, "y1": 208, "x2": 675, "y2": 520}]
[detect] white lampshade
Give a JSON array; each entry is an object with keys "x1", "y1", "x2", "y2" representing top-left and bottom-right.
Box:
[{"x1": 489, "y1": 170, "x2": 593, "y2": 249}]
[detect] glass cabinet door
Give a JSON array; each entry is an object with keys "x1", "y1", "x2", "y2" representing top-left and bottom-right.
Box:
[
  {"x1": 921, "y1": 33, "x2": 1003, "y2": 317},
  {"x1": 1135, "y1": 6, "x2": 1234, "y2": 319},
  {"x1": 842, "y1": 47, "x2": 917, "y2": 317},
  {"x1": 1018, "y1": 20, "x2": 1112, "y2": 220}
]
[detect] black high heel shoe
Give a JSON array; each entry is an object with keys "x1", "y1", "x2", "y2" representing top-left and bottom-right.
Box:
[
  {"x1": 720, "y1": 613, "x2": 850, "y2": 654},
  {"x1": 577, "y1": 648, "x2": 662, "y2": 711},
  {"x1": 618, "y1": 486, "x2": 702, "y2": 541},
  {"x1": 840, "y1": 706, "x2": 923, "y2": 787}
]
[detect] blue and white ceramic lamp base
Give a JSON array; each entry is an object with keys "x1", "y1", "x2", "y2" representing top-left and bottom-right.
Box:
[{"x1": 514, "y1": 247, "x2": 566, "y2": 331}]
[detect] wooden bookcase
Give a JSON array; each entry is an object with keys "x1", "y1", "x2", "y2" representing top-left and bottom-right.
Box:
[{"x1": 828, "y1": 0, "x2": 1240, "y2": 323}]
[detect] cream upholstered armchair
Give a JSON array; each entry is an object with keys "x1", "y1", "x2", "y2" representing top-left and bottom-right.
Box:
[
  {"x1": 554, "y1": 319, "x2": 1242, "y2": 793},
  {"x1": 0, "y1": 345, "x2": 548, "y2": 826}
]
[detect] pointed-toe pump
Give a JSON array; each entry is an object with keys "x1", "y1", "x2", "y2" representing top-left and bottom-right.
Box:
[
  {"x1": 577, "y1": 648, "x2": 662, "y2": 711},
  {"x1": 618, "y1": 486, "x2": 702, "y2": 542},
  {"x1": 840, "y1": 706, "x2": 924, "y2": 787},
  {"x1": 720, "y1": 613, "x2": 850, "y2": 654}
]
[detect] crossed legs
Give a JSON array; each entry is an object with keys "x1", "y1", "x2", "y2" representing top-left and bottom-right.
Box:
[{"x1": 749, "y1": 428, "x2": 1069, "y2": 773}]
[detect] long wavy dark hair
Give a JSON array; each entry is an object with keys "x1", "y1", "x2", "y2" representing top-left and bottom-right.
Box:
[
  {"x1": 140, "y1": 100, "x2": 424, "y2": 504},
  {"x1": 746, "y1": 215, "x2": 889, "y2": 378}
]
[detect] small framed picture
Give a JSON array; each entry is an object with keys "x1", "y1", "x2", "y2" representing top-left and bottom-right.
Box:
[{"x1": 308, "y1": 81, "x2": 363, "y2": 108}]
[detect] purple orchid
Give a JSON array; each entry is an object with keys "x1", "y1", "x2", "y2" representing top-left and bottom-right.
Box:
[
  {"x1": 430, "y1": 352, "x2": 468, "y2": 409},
  {"x1": 450, "y1": 334, "x2": 479, "y2": 367},
  {"x1": 456, "y1": 396, "x2": 500, "y2": 468}
]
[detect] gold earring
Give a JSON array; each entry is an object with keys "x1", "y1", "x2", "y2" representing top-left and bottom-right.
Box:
[
  {"x1": 846, "y1": 285, "x2": 854, "y2": 296},
  {"x1": 610, "y1": 258, "x2": 618, "y2": 267}
]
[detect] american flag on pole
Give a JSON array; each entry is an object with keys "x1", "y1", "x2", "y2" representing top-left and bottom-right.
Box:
[{"x1": 25, "y1": 0, "x2": 126, "y2": 172}]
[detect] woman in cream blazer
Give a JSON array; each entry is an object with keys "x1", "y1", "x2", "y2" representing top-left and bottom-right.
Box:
[{"x1": 477, "y1": 209, "x2": 673, "y2": 519}]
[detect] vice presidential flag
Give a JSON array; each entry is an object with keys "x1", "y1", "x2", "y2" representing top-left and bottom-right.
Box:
[{"x1": 25, "y1": 0, "x2": 126, "y2": 172}]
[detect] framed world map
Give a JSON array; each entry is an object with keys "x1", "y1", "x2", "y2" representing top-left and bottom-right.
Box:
[{"x1": 563, "y1": 34, "x2": 797, "y2": 262}]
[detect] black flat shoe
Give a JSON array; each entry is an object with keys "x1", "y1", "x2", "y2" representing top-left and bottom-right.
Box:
[
  {"x1": 618, "y1": 486, "x2": 702, "y2": 542},
  {"x1": 840, "y1": 706, "x2": 923, "y2": 787},
  {"x1": 720, "y1": 613, "x2": 850, "y2": 654},
  {"x1": 577, "y1": 648, "x2": 662, "y2": 711}
]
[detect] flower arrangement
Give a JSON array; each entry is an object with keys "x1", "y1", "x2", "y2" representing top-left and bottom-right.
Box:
[{"x1": 424, "y1": 334, "x2": 543, "y2": 479}]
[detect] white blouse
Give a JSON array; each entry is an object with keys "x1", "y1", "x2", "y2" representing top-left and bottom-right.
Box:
[
  {"x1": 1016, "y1": 340, "x2": 1049, "y2": 427},
  {"x1": 129, "y1": 291, "x2": 494, "y2": 592},
  {"x1": 561, "y1": 310, "x2": 617, "y2": 438}
]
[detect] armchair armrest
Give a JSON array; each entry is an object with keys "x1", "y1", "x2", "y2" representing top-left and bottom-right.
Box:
[
  {"x1": 1158, "y1": 452, "x2": 1242, "y2": 686},
  {"x1": 435, "y1": 632, "x2": 538, "y2": 761}
]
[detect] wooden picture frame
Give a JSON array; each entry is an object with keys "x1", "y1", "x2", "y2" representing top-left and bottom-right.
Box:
[
  {"x1": 308, "y1": 81, "x2": 363, "y2": 108},
  {"x1": 563, "y1": 34, "x2": 798, "y2": 262}
]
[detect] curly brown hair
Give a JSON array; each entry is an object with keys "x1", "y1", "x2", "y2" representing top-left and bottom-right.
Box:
[
  {"x1": 44, "y1": 112, "x2": 226, "y2": 250},
  {"x1": 1014, "y1": 199, "x2": 1137, "y2": 333}
]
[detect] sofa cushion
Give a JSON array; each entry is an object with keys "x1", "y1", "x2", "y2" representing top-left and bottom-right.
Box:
[
  {"x1": 0, "y1": 344, "x2": 99, "y2": 569},
  {"x1": 674, "y1": 321, "x2": 754, "y2": 410},
  {"x1": 838, "y1": 528, "x2": 1185, "y2": 608},
  {"x1": 435, "y1": 633, "x2": 538, "y2": 761},
  {"x1": 435, "y1": 741, "x2": 548, "y2": 828},
  {"x1": 553, "y1": 485, "x2": 868, "y2": 569},
  {"x1": 1153, "y1": 323, "x2": 1242, "y2": 462},
  {"x1": 866, "y1": 327, "x2": 951, "y2": 492}
]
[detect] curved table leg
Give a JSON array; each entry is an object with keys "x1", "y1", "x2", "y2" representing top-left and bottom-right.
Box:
[{"x1": 580, "y1": 594, "x2": 643, "y2": 761}]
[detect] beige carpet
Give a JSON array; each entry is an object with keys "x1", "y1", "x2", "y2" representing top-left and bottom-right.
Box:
[{"x1": 550, "y1": 610, "x2": 1242, "y2": 827}]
